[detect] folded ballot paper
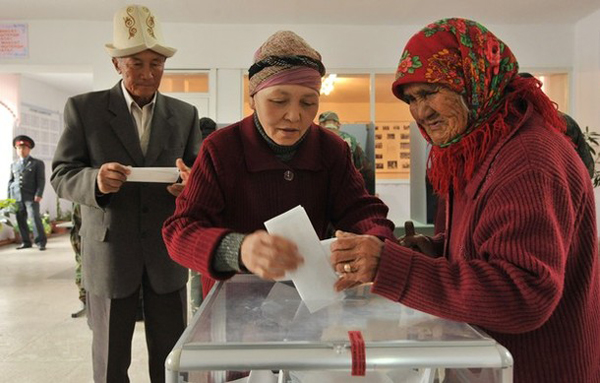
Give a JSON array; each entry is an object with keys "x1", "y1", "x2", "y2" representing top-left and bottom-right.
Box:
[
  {"x1": 264, "y1": 205, "x2": 343, "y2": 313},
  {"x1": 126, "y1": 167, "x2": 179, "y2": 183}
]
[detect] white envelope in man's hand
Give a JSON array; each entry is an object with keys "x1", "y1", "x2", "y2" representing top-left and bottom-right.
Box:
[{"x1": 126, "y1": 167, "x2": 179, "y2": 183}]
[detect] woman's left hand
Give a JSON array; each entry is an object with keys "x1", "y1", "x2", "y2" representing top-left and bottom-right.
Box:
[
  {"x1": 398, "y1": 220, "x2": 438, "y2": 257},
  {"x1": 330, "y1": 230, "x2": 384, "y2": 292}
]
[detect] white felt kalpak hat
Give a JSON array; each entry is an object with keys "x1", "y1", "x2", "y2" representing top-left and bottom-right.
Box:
[{"x1": 105, "y1": 5, "x2": 176, "y2": 58}]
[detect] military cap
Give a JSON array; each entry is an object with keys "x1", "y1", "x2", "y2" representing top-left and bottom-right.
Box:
[
  {"x1": 13, "y1": 135, "x2": 35, "y2": 149},
  {"x1": 318, "y1": 111, "x2": 340, "y2": 124}
]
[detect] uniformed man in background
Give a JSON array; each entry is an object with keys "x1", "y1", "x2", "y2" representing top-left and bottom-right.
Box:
[
  {"x1": 318, "y1": 111, "x2": 375, "y2": 194},
  {"x1": 8, "y1": 135, "x2": 47, "y2": 251}
]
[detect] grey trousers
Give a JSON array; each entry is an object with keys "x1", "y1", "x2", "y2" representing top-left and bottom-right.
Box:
[
  {"x1": 87, "y1": 271, "x2": 186, "y2": 383},
  {"x1": 16, "y1": 200, "x2": 46, "y2": 246}
]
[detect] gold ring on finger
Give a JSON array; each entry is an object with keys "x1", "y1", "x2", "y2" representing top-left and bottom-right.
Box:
[{"x1": 343, "y1": 263, "x2": 353, "y2": 273}]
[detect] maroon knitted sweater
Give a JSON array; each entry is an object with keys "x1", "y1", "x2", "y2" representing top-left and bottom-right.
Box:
[
  {"x1": 163, "y1": 115, "x2": 395, "y2": 295},
  {"x1": 373, "y1": 108, "x2": 600, "y2": 382}
]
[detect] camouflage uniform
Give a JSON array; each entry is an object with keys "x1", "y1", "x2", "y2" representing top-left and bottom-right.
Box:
[
  {"x1": 70, "y1": 203, "x2": 85, "y2": 303},
  {"x1": 319, "y1": 111, "x2": 375, "y2": 194},
  {"x1": 327, "y1": 128, "x2": 375, "y2": 195}
]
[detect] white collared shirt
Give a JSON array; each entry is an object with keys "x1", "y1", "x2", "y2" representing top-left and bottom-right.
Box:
[{"x1": 120, "y1": 81, "x2": 157, "y2": 140}]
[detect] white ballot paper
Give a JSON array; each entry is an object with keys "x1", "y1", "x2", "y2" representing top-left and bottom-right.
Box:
[
  {"x1": 126, "y1": 167, "x2": 179, "y2": 183},
  {"x1": 273, "y1": 238, "x2": 336, "y2": 283},
  {"x1": 264, "y1": 205, "x2": 342, "y2": 312}
]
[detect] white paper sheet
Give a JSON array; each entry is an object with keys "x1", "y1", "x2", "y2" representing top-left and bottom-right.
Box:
[
  {"x1": 274, "y1": 238, "x2": 337, "y2": 282},
  {"x1": 320, "y1": 237, "x2": 337, "y2": 255},
  {"x1": 126, "y1": 167, "x2": 179, "y2": 183},
  {"x1": 264, "y1": 205, "x2": 342, "y2": 313}
]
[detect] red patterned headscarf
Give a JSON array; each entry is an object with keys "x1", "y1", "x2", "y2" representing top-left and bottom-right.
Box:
[{"x1": 392, "y1": 18, "x2": 565, "y2": 195}]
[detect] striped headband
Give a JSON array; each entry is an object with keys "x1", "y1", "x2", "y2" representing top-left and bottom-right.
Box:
[{"x1": 249, "y1": 55, "x2": 325, "y2": 79}]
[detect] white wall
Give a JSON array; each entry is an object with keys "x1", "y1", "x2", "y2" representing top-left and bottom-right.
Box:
[
  {"x1": 574, "y1": 9, "x2": 600, "y2": 232},
  {"x1": 0, "y1": 74, "x2": 20, "y2": 200},
  {"x1": 574, "y1": 8, "x2": 600, "y2": 130},
  {"x1": 19, "y1": 76, "x2": 73, "y2": 220},
  {"x1": 377, "y1": 181, "x2": 411, "y2": 224},
  {"x1": 0, "y1": 20, "x2": 575, "y2": 97},
  {"x1": 158, "y1": 22, "x2": 576, "y2": 79},
  {"x1": 216, "y1": 69, "x2": 243, "y2": 124}
]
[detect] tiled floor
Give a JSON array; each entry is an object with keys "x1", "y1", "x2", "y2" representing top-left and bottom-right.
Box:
[{"x1": 0, "y1": 234, "x2": 149, "y2": 383}]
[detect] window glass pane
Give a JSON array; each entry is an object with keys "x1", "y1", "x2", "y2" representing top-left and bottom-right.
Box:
[
  {"x1": 244, "y1": 73, "x2": 381, "y2": 125},
  {"x1": 533, "y1": 73, "x2": 569, "y2": 113},
  {"x1": 318, "y1": 74, "x2": 370, "y2": 124},
  {"x1": 159, "y1": 72, "x2": 209, "y2": 93},
  {"x1": 375, "y1": 73, "x2": 413, "y2": 180}
]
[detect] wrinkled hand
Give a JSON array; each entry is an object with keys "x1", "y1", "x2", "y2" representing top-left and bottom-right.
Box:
[
  {"x1": 330, "y1": 230, "x2": 384, "y2": 292},
  {"x1": 240, "y1": 230, "x2": 304, "y2": 280},
  {"x1": 167, "y1": 158, "x2": 191, "y2": 197},
  {"x1": 96, "y1": 162, "x2": 130, "y2": 194},
  {"x1": 399, "y1": 220, "x2": 438, "y2": 257}
]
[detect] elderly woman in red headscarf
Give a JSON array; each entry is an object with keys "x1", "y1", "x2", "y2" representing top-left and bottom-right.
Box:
[
  {"x1": 163, "y1": 30, "x2": 394, "y2": 297},
  {"x1": 330, "y1": 18, "x2": 600, "y2": 382}
]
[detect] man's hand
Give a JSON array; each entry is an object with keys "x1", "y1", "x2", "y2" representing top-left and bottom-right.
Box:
[
  {"x1": 167, "y1": 158, "x2": 191, "y2": 197},
  {"x1": 34, "y1": 196, "x2": 42, "y2": 203},
  {"x1": 96, "y1": 162, "x2": 130, "y2": 194}
]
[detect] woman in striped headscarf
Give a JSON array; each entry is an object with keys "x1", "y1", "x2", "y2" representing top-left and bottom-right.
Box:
[
  {"x1": 163, "y1": 30, "x2": 394, "y2": 298},
  {"x1": 330, "y1": 18, "x2": 600, "y2": 383}
]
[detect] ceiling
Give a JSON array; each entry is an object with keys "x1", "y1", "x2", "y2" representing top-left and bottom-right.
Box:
[
  {"x1": 5, "y1": 0, "x2": 599, "y2": 96},
  {"x1": 3, "y1": 0, "x2": 600, "y2": 25}
]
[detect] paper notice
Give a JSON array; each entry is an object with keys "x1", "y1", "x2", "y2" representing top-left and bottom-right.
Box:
[
  {"x1": 264, "y1": 205, "x2": 342, "y2": 312},
  {"x1": 126, "y1": 167, "x2": 179, "y2": 183}
]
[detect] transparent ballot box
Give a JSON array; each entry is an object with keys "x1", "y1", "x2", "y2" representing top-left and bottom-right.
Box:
[{"x1": 166, "y1": 275, "x2": 513, "y2": 383}]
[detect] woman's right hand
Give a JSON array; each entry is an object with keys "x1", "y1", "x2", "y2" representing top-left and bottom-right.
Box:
[
  {"x1": 331, "y1": 230, "x2": 384, "y2": 292},
  {"x1": 240, "y1": 230, "x2": 304, "y2": 280}
]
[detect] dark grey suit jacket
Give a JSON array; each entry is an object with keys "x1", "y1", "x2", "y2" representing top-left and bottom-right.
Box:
[
  {"x1": 8, "y1": 156, "x2": 46, "y2": 202},
  {"x1": 51, "y1": 82, "x2": 202, "y2": 299}
]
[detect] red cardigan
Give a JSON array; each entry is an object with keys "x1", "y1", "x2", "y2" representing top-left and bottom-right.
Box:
[
  {"x1": 373, "y1": 108, "x2": 600, "y2": 382},
  {"x1": 163, "y1": 115, "x2": 395, "y2": 295}
]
